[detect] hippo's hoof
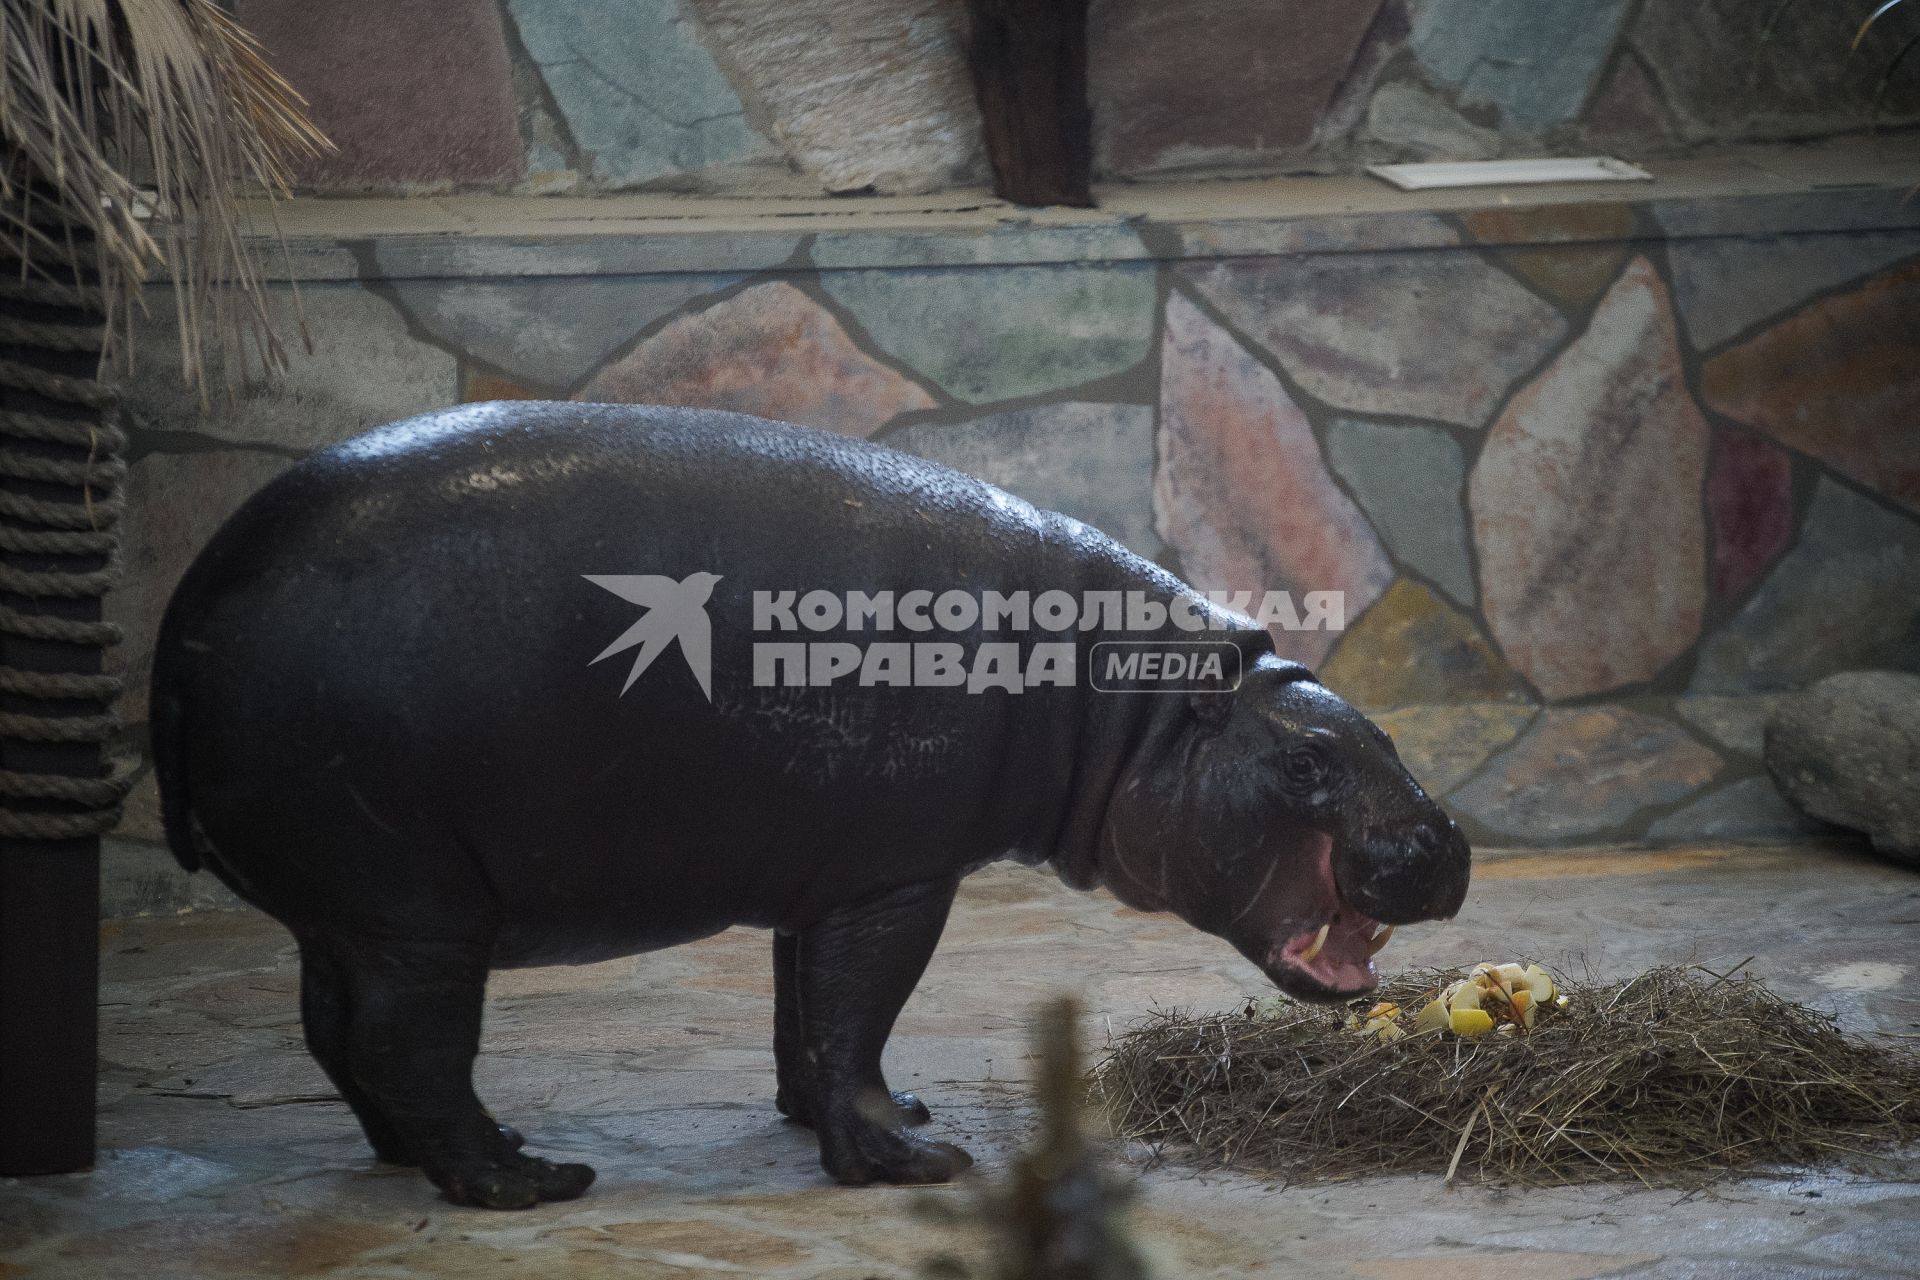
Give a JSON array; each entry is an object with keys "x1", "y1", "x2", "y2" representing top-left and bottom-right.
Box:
[
  {"x1": 780, "y1": 1087, "x2": 931, "y2": 1129},
  {"x1": 429, "y1": 1154, "x2": 596, "y2": 1210},
  {"x1": 820, "y1": 1122, "x2": 973, "y2": 1187}
]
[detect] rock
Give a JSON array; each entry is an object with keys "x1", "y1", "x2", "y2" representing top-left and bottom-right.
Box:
[
  {"x1": 1449, "y1": 707, "x2": 1722, "y2": 843},
  {"x1": 1089, "y1": 0, "x2": 1386, "y2": 173},
  {"x1": 386, "y1": 274, "x2": 742, "y2": 392},
  {"x1": 504, "y1": 0, "x2": 775, "y2": 187},
  {"x1": 1664, "y1": 232, "x2": 1920, "y2": 353},
  {"x1": 578, "y1": 281, "x2": 936, "y2": 434},
  {"x1": 685, "y1": 0, "x2": 981, "y2": 194},
  {"x1": 884, "y1": 403, "x2": 1160, "y2": 558},
  {"x1": 1180, "y1": 236, "x2": 1565, "y2": 428},
  {"x1": 1580, "y1": 51, "x2": 1677, "y2": 144},
  {"x1": 119, "y1": 284, "x2": 460, "y2": 453},
  {"x1": 1706, "y1": 429, "x2": 1794, "y2": 602},
  {"x1": 1645, "y1": 776, "x2": 1834, "y2": 845},
  {"x1": 819, "y1": 264, "x2": 1156, "y2": 405},
  {"x1": 1154, "y1": 293, "x2": 1392, "y2": 666},
  {"x1": 1408, "y1": 0, "x2": 1634, "y2": 133},
  {"x1": 236, "y1": 0, "x2": 522, "y2": 190},
  {"x1": 1459, "y1": 204, "x2": 1636, "y2": 309},
  {"x1": 1471, "y1": 257, "x2": 1709, "y2": 699},
  {"x1": 1690, "y1": 478, "x2": 1920, "y2": 694},
  {"x1": 1701, "y1": 261, "x2": 1920, "y2": 513},
  {"x1": 1324, "y1": 417, "x2": 1475, "y2": 606},
  {"x1": 1373, "y1": 703, "x2": 1537, "y2": 796},
  {"x1": 1766, "y1": 671, "x2": 1920, "y2": 868},
  {"x1": 1320, "y1": 581, "x2": 1525, "y2": 711},
  {"x1": 109, "y1": 450, "x2": 297, "y2": 724},
  {"x1": 1629, "y1": 0, "x2": 1920, "y2": 137},
  {"x1": 1363, "y1": 80, "x2": 1502, "y2": 160},
  {"x1": 1674, "y1": 695, "x2": 1786, "y2": 759}
]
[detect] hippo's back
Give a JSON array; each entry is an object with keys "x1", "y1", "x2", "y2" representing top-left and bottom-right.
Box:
[{"x1": 152, "y1": 402, "x2": 1152, "y2": 960}]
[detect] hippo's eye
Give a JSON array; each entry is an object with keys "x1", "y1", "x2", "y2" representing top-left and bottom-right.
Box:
[{"x1": 1281, "y1": 744, "x2": 1327, "y2": 790}]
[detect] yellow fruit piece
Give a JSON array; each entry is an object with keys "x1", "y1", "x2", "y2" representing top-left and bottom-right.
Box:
[
  {"x1": 1524, "y1": 964, "x2": 1557, "y2": 1002},
  {"x1": 1366, "y1": 1002, "x2": 1401, "y2": 1021},
  {"x1": 1413, "y1": 999, "x2": 1449, "y2": 1034},
  {"x1": 1375, "y1": 1022, "x2": 1406, "y2": 1042},
  {"x1": 1451, "y1": 1008, "x2": 1494, "y2": 1037},
  {"x1": 1449, "y1": 981, "x2": 1482, "y2": 1012},
  {"x1": 1495, "y1": 963, "x2": 1528, "y2": 986},
  {"x1": 1511, "y1": 989, "x2": 1531, "y2": 1015}
]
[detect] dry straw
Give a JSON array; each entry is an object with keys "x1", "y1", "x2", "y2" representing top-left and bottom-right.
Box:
[{"x1": 1091, "y1": 965, "x2": 1920, "y2": 1189}]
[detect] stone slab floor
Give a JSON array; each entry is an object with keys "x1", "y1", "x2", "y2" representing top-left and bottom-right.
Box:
[{"x1": 3, "y1": 843, "x2": 1916, "y2": 1279}]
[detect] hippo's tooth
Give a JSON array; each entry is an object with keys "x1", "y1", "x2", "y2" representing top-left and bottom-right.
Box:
[
  {"x1": 1300, "y1": 923, "x2": 1330, "y2": 963},
  {"x1": 1368, "y1": 924, "x2": 1395, "y2": 956}
]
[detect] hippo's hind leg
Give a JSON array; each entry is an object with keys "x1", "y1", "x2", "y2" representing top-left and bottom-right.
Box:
[
  {"x1": 316, "y1": 935, "x2": 594, "y2": 1209},
  {"x1": 792, "y1": 877, "x2": 971, "y2": 1186},
  {"x1": 773, "y1": 930, "x2": 931, "y2": 1130},
  {"x1": 298, "y1": 941, "x2": 412, "y2": 1164}
]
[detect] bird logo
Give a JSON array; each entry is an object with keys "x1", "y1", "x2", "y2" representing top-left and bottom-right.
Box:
[{"x1": 584, "y1": 572, "x2": 722, "y2": 700}]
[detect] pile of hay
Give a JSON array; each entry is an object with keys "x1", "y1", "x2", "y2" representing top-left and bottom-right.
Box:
[{"x1": 1091, "y1": 965, "x2": 1920, "y2": 1188}]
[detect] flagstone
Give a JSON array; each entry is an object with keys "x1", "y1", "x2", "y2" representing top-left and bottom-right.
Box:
[
  {"x1": 578, "y1": 282, "x2": 936, "y2": 435},
  {"x1": 1665, "y1": 233, "x2": 1920, "y2": 352},
  {"x1": 1153, "y1": 294, "x2": 1392, "y2": 667},
  {"x1": 1324, "y1": 417, "x2": 1475, "y2": 606},
  {"x1": 884, "y1": 403, "x2": 1160, "y2": 558},
  {"x1": 819, "y1": 264, "x2": 1156, "y2": 404},
  {"x1": 504, "y1": 0, "x2": 775, "y2": 187},
  {"x1": 1701, "y1": 261, "x2": 1920, "y2": 513},
  {"x1": 1089, "y1": 0, "x2": 1385, "y2": 173},
  {"x1": 1470, "y1": 257, "x2": 1708, "y2": 699},
  {"x1": 1408, "y1": 0, "x2": 1633, "y2": 133},
  {"x1": 1373, "y1": 703, "x2": 1537, "y2": 797},
  {"x1": 1320, "y1": 581, "x2": 1526, "y2": 711},
  {"x1": 1706, "y1": 429, "x2": 1794, "y2": 603},
  {"x1": 1449, "y1": 707, "x2": 1721, "y2": 843},
  {"x1": 1690, "y1": 479, "x2": 1920, "y2": 694},
  {"x1": 1459, "y1": 204, "x2": 1636, "y2": 309},
  {"x1": 1181, "y1": 240, "x2": 1565, "y2": 428},
  {"x1": 1645, "y1": 777, "x2": 1831, "y2": 845}
]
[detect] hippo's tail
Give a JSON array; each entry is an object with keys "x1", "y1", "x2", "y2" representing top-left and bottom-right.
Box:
[{"x1": 150, "y1": 591, "x2": 205, "y2": 872}]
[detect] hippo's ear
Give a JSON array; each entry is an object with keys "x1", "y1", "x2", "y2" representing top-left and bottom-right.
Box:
[{"x1": 1261, "y1": 657, "x2": 1317, "y2": 685}]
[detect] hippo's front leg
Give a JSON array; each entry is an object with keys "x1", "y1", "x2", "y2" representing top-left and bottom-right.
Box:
[{"x1": 788, "y1": 877, "x2": 972, "y2": 1185}]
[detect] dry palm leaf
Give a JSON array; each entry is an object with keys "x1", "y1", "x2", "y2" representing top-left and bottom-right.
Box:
[{"x1": 0, "y1": 0, "x2": 329, "y2": 394}]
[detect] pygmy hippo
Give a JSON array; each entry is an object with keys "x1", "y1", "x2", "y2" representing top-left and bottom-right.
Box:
[{"x1": 152, "y1": 402, "x2": 1471, "y2": 1209}]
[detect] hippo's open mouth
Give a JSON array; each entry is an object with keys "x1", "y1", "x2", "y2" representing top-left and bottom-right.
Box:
[{"x1": 1257, "y1": 834, "x2": 1395, "y2": 1002}]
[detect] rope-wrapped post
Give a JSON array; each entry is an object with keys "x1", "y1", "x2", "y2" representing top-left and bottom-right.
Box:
[{"x1": 0, "y1": 229, "x2": 129, "y2": 1174}]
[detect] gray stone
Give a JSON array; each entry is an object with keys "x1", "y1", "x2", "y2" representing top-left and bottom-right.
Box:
[
  {"x1": 1372, "y1": 702, "x2": 1537, "y2": 796},
  {"x1": 685, "y1": 0, "x2": 981, "y2": 194},
  {"x1": 1449, "y1": 706, "x2": 1722, "y2": 843},
  {"x1": 884, "y1": 403, "x2": 1161, "y2": 558},
  {"x1": 504, "y1": 0, "x2": 776, "y2": 187},
  {"x1": 1364, "y1": 78, "x2": 1503, "y2": 160},
  {"x1": 384, "y1": 273, "x2": 741, "y2": 392},
  {"x1": 1673, "y1": 694, "x2": 1786, "y2": 759},
  {"x1": 820, "y1": 264, "x2": 1157, "y2": 404},
  {"x1": 1665, "y1": 233, "x2": 1920, "y2": 352},
  {"x1": 1408, "y1": 0, "x2": 1633, "y2": 133},
  {"x1": 1645, "y1": 776, "x2": 1833, "y2": 845},
  {"x1": 1325, "y1": 417, "x2": 1475, "y2": 606},
  {"x1": 1691, "y1": 479, "x2": 1920, "y2": 694},
  {"x1": 120, "y1": 283, "x2": 460, "y2": 452},
  {"x1": 1766, "y1": 671, "x2": 1920, "y2": 868},
  {"x1": 1181, "y1": 242, "x2": 1565, "y2": 428}
]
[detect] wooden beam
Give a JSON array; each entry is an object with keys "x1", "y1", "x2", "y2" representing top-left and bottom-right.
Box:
[{"x1": 965, "y1": 0, "x2": 1094, "y2": 208}]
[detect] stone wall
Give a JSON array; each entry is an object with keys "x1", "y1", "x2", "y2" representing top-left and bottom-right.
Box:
[
  {"x1": 232, "y1": 0, "x2": 1920, "y2": 196},
  {"x1": 109, "y1": 181, "x2": 1920, "y2": 864}
]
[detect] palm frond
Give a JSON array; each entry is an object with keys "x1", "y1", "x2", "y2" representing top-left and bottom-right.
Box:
[{"x1": 0, "y1": 0, "x2": 330, "y2": 395}]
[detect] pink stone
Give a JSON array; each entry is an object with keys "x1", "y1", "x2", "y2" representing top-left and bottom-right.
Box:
[
  {"x1": 1470, "y1": 257, "x2": 1709, "y2": 699},
  {"x1": 1707, "y1": 429, "x2": 1794, "y2": 602},
  {"x1": 1701, "y1": 261, "x2": 1920, "y2": 514},
  {"x1": 1153, "y1": 293, "x2": 1392, "y2": 666},
  {"x1": 578, "y1": 283, "x2": 936, "y2": 436},
  {"x1": 1090, "y1": 0, "x2": 1387, "y2": 174},
  {"x1": 237, "y1": 0, "x2": 522, "y2": 190}
]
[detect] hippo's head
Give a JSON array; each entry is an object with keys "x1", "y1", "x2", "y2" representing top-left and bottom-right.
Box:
[{"x1": 1097, "y1": 653, "x2": 1470, "y2": 1002}]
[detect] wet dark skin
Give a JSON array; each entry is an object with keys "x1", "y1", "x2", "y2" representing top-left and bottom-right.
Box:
[{"x1": 152, "y1": 403, "x2": 1471, "y2": 1209}]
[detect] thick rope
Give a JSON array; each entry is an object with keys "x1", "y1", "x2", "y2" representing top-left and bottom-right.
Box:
[
  {"x1": 0, "y1": 316, "x2": 103, "y2": 353},
  {"x1": 0, "y1": 667, "x2": 120, "y2": 698},
  {"x1": 0, "y1": 277, "x2": 107, "y2": 310},
  {"x1": 0, "y1": 408, "x2": 129, "y2": 451},
  {"x1": 0, "y1": 603, "x2": 121, "y2": 645}
]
